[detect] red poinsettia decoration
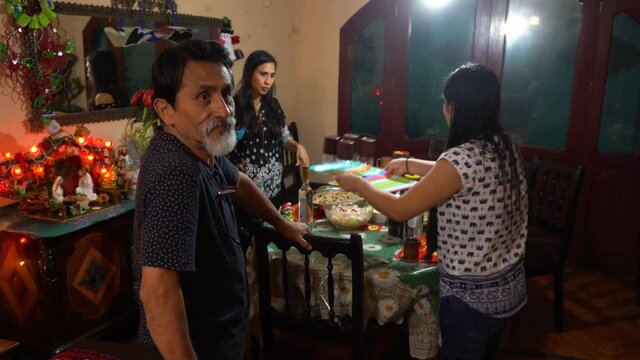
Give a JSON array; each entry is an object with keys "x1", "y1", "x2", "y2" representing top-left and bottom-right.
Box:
[{"x1": 130, "y1": 89, "x2": 154, "y2": 121}]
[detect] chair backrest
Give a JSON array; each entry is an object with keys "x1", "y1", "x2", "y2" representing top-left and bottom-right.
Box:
[
  {"x1": 427, "y1": 137, "x2": 447, "y2": 160},
  {"x1": 323, "y1": 135, "x2": 340, "y2": 157},
  {"x1": 356, "y1": 137, "x2": 377, "y2": 164},
  {"x1": 337, "y1": 138, "x2": 356, "y2": 160},
  {"x1": 528, "y1": 156, "x2": 584, "y2": 253},
  {"x1": 255, "y1": 225, "x2": 364, "y2": 360},
  {"x1": 282, "y1": 122, "x2": 302, "y2": 200}
]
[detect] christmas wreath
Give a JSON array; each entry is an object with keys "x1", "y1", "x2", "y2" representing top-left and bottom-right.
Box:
[{"x1": 5, "y1": 0, "x2": 56, "y2": 29}]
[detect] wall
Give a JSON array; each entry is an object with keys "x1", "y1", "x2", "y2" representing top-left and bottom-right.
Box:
[
  {"x1": 291, "y1": 0, "x2": 369, "y2": 163},
  {"x1": 0, "y1": 0, "x2": 367, "y2": 163},
  {"x1": 0, "y1": 0, "x2": 297, "y2": 154}
]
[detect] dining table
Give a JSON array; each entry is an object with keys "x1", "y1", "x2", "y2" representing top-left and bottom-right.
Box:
[{"x1": 249, "y1": 216, "x2": 441, "y2": 359}]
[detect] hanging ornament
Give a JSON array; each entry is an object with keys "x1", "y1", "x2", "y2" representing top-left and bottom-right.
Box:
[
  {"x1": 0, "y1": 0, "x2": 75, "y2": 132},
  {"x1": 217, "y1": 17, "x2": 243, "y2": 61},
  {"x1": 5, "y1": 0, "x2": 56, "y2": 29}
]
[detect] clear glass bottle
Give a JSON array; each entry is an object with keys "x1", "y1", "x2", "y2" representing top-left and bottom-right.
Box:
[
  {"x1": 298, "y1": 165, "x2": 314, "y2": 226},
  {"x1": 401, "y1": 212, "x2": 423, "y2": 260}
]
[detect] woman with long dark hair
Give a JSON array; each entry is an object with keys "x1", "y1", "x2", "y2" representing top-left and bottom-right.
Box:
[
  {"x1": 228, "y1": 50, "x2": 309, "y2": 206},
  {"x1": 85, "y1": 50, "x2": 128, "y2": 110},
  {"x1": 335, "y1": 63, "x2": 528, "y2": 359}
]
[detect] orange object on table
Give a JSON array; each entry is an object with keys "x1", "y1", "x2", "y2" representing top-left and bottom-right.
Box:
[
  {"x1": 290, "y1": 203, "x2": 326, "y2": 222},
  {"x1": 394, "y1": 235, "x2": 438, "y2": 263}
]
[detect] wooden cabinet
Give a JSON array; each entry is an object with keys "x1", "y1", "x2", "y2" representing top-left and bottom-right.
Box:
[{"x1": 0, "y1": 201, "x2": 135, "y2": 354}]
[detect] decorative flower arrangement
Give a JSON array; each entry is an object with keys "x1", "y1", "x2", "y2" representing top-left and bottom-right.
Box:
[
  {"x1": 120, "y1": 89, "x2": 158, "y2": 199},
  {"x1": 122, "y1": 89, "x2": 157, "y2": 165}
]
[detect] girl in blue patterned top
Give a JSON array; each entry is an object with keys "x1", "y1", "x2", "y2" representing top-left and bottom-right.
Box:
[
  {"x1": 336, "y1": 63, "x2": 528, "y2": 359},
  {"x1": 228, "y1": 50, "x2": 309, "y2": 206}
]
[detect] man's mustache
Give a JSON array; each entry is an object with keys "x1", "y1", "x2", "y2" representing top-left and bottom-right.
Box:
[{"x1": 203, "y1": 117, "x2": 236, "y2": 134}]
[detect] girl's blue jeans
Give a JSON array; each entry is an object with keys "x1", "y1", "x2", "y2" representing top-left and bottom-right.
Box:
[{"x1": 439, "y1": 296, "x2": 510, "y2": 360}]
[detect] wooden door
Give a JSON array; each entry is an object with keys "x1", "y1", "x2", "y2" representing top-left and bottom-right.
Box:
[{"x1": 580, "y1": 0, "x2": 640, "y2": 273}]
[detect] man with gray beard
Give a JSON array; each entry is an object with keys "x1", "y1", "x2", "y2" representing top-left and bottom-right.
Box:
[{"x1": 133, "y1": 39, "x2": 311, "y2": 360}]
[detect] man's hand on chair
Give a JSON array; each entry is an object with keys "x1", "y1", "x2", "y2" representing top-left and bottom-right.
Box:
[{"x1": 275, "y1": 221, "x2": 312, "y2": 251}]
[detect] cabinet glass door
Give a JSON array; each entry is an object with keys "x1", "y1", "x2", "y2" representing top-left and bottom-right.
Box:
[
  {"x1": 500, "y1": 0, "x2": 582, "y2": 150},
  {"x1": 596, "y1": 13, "x2": 640, "y2": 154},
  {"x1": 350, "y1": 17, "x2": 386, "y2": 135},
  {"x1": 404, "y1": 0, "x2": 477, "y2": 139}
]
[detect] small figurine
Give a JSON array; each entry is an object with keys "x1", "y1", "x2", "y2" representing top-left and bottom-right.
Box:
[
  {"x1": 116, "y1": 148, "x2": 132, "y2": 168},
  {"x1": 218, "y1": 17, "x2": 244, "y2": 61},
  {"x1": 46, "y1": 119, "x2": 66, "y2": 139},
  {"x1": 115, "y1": 148, "x2": 133, "y2": 189},
  {"x1": 278, "y1": 202, "x2": 295, "y2": 222},
  {"x1": 75, "y1": 169, "x2": 97, "y2": 201},
  {"x1": 14, "y1": 179, "x2": 28, "y2": 196},
  {"x1": 52, "y1": 176, "x2": 64, "y2": 202}
]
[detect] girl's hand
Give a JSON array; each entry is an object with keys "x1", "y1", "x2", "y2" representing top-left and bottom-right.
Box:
[
  {"x1": 296, "y1": 144, "x2": 310, "y2": 166},
  {"x1": 384, "y1": 158, "x2": 407, "y2": 176},
  {"x1": 334, "y1": 173, "x2": 366, "y2": 193}
]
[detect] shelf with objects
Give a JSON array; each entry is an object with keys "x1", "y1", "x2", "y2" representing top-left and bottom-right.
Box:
[{"x1": 0, "y1": 121, "x2": 137, "y2": 354}]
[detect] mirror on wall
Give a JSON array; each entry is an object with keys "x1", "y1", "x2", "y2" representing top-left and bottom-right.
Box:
[{"x1": 48, "y1": 2, "x2": 224, "y2": 126}]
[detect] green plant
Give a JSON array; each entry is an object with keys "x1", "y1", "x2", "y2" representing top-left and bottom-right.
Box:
[
  {"x1": 123, "y1": 88, "x2": 158, "y2": 164},
  {"x1": 121, "y1": 118, "x2": 157, "y2": 165}
]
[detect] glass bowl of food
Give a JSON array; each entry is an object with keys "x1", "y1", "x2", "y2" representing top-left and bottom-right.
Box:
[
  {"x1": 313, "y1": 186, "x2": 364, "y2": 213},
  {"x1": 324, "y1": 201, "x2": 373, "y2": 230}
]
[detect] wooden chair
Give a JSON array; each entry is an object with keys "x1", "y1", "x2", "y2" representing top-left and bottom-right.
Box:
[
  {"x1": 427, "y1": 137, "x2": 447, "y2": 160},
  {"x1": 337, "y1": 138, "x2": 356, "y2": 160},
  {"x1": 355, "y1": 137, "x2": 376, "y2": 165},
  {"x1": 255, "y1": 226, "x2": 365, "y2": 360},
  {"x1": 525, "y1": 156, "x2": 584, "y2": 331},
  {"x1": 282, "y1": 122, "x2": 303, "y2": 203}
]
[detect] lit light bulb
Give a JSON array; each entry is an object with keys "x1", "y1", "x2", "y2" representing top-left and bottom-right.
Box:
[
  {"x1": 30, "y1": 145, "x2": 38, "y2": 153},
  {"x1": 11, "y1": 166, "x2": 22, "y2": 177},
  {"x1": 503, "y1": 15, "x2": 528, "y2": 40},
  {"x1": 4, "y1": 152, "x2": 11, "y2": 160},
  {"x1": 104, "y1": 140, "x2": 112, "y2": 148},
  {"x1": 77, "y1": 137, "x2": 85, "y2": 144},
  {"x1": 20, "y1": 237, "x2": 28, "y2": 245},
  {"x1": 422, "y1": 0, "x2": 450, "y2": 8},
  {"x1": 529, "y1": 16, "x2": 540, "y2": 26},
  {"x1": 87, "y1": 154, "x2": 95, "y2": 161}
]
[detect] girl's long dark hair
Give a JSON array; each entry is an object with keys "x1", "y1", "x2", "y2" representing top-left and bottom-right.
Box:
[
  {"x1": 234, "y1": 50, "x2": 284, "y2": 135},
  {"x1": 427, "y1": 63, "x2": 525, "y2": 253}
]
